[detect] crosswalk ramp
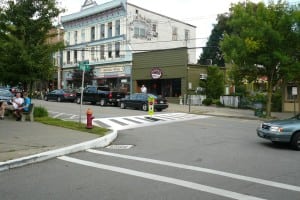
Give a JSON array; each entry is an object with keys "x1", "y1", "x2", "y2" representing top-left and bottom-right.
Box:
[{"x1": 92, "y1": 113, "x2": 211, "y2": 130}]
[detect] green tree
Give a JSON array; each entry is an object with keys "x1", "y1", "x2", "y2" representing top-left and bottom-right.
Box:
[
  {"x1": 199, "y1": 14, "x2": 230, "y2": 67},
  {"x1": 0, "y1": 0, "x2": 64, "y2": 90},
  {"x1": 206, "y1": 66, "x2": 224, "y2": 99},
  {"x1": 220, "y1": 1, "x2": 300, "y2": 117}
]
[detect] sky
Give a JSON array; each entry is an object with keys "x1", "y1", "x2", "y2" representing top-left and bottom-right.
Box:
[{"x1": 58, "y1": 0, "x2": 290, "y2": 57}]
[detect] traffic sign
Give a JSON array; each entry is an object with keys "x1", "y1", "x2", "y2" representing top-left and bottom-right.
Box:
[
  {"x1": 148, "y1": 96, "x2": 154, "y2": 116},
  {"x1": 79, "y1": 60, "x2": 90, "y2": 71}
]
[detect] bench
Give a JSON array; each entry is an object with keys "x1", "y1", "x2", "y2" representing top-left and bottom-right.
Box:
[{"x1": 21, "y1": 103, "x2": 34, "y2": 122}]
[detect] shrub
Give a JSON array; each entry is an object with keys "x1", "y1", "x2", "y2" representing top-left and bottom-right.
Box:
[
  {"x1": 34, "y1": 106, "x2": 48, "y2": 118},
  {"x1": 214, "y1": 100, "x2": 224, "y2": 107},
  {"x1": 202, "y1": 98, "x2": 213, "y2": 106}
]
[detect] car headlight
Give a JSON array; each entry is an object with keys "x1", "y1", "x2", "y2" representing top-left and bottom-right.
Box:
[{"x1": 270, "y1": 126, "x2": 283, "y2": 132}]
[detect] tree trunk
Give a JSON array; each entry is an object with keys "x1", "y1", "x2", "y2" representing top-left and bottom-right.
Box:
[{"x1": 266, "y1": 79, "x2": 273, "y2": 118}]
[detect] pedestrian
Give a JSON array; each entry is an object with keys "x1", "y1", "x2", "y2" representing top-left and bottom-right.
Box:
[
  {"x1": 20, "y1": 92, "x2": 31, "y2": 112},
  {"x1": 6, "y1": 92, "x2": 24, "y2": 121},
  {"x1": 141, "y1": 84, "x2": 147, "y2": 93}
]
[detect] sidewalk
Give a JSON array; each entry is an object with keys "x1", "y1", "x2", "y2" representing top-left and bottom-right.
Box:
[{"x1": 0, "y1": 103, "x2": 294, "y2": 171}]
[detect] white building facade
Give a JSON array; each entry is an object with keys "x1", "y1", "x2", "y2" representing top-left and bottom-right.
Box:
[{"x1": 60, "y1": 0, "x2": 196, "y2": 91}]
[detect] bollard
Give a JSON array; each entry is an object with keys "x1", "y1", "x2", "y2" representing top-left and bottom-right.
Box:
[{"x1": 86, "y1": 108, "x2": 94, "y2": 129}]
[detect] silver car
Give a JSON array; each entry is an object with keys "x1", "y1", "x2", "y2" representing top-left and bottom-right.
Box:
[{"x1": 257, "y1": 114, "x2": 300, "y2": 150}]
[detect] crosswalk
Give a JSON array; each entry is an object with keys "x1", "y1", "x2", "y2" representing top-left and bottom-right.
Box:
[
  {"x1": 48, "y1": 111, "x2": 212, "y2": 130},
  {"x1": 92, "y1": 113, "x2": 211, "y2": 130}
]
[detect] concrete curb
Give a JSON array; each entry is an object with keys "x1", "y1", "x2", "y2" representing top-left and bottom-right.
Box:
[{"x1": 0, "y1": 129, "x2": 117, "y2": 172}]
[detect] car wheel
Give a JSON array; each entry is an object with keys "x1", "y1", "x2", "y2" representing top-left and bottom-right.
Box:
[
  {"x1": 291, "y1": 132, "x2": 300, "y2": 151},
  {"x1": 57, "y1": 97, "x2": 62, "y2": 102},
  {"x1": 142, "y1": 103, "x2": 148, "y2": 111},
  {"x1": 120, "y1": 102, "x2": 126, "y2": 109},
  {"x1": 76, "y1": 97, "x2": 81, "y2": 104},
  {"x1": 156, "y1": 108, "x2": 162, "y2": 112},
  {"x1": 100, "y1": 99, "x2": 106, "y2": 106}
]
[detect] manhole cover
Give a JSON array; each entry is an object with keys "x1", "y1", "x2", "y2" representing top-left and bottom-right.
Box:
[{"x1": 106, "y1": 145, "x2": 134, "y2": 149}]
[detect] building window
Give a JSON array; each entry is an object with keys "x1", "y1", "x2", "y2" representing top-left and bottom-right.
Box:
[
  {"x1": 115, "y1": 42, "x2": 120, "y2": 58},
  {"x1": 115, "y1": 20, "x2": 120, "y2": 36},
  {"x1": 100, "y1": 45, "x2": 105, "y2": 59},
  {"x1": 185, "y1": 29, "x2": 190, "y2": 41},
  {"x1": 91, "y1": 47, "x2": 95, "y2": 60},
  {"x1": 74, "y1": 50, "x2": 77, "y2": 63},
  {"x1": 133, "y1": 26, "x2": 146, "y2": 38},
  {"x1": 100, "y1": 24, "x2": 105, "y2": 39},
  {"x1": 286, "y1": 85, "x2": 298, "y2": 101},
  {"x1": 91, "y1": 26, "x2": 95, "y2": 41},
  {"x1": 108, "y1": 43, "x2": 112, "y2": 58},
  {"x1": 108, "y1": 22, "x2": 112, "y2": 38},
  {"x1": 81, "y1": 29, "x2": 85, "y2": 43},
  {"x1": 66, "y1": 32, "x2": 70, "y2": 45},
  {"x1": 74, "y1": 31, "x2": 78, "y2": 44},
  {"x1": 81, "y1": 48, "x2": 85, "y2": 60},
  {"x1": 67, "y1": 51, "x2": 70, "y2": 64},
  {"x1": 172, "y1": 27, "x2": 178, "y2": 40},
  {"x1": 152, "y1": 24, "x2": 157, "y2": 32}
]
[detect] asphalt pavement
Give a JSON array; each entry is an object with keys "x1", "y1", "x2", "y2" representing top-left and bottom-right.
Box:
[{"x1": 0, "y1": 102, "x2": 294, "y2": 171}]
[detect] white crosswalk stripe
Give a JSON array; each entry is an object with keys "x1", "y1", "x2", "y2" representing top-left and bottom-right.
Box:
[{"x1": 92, "y1": 113, "x2": 211, "y2": 130}]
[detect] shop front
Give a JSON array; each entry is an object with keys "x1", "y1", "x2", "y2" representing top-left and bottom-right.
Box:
[
  {"x1": 132, "y1": 48, "x2": 189, "y2": 98},
  {"x1": 61, "y1": 63, "x2": 131, "y2": 93}
]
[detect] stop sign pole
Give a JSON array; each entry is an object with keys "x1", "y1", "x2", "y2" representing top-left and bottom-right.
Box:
[
  {"x1": 78, "y1": 60, "x2": 89, "y2": 124},
  {"x1": 148, "y1": 96, "x2": 154, "y2": 117}
]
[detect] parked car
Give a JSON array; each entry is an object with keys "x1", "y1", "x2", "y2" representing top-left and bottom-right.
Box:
[
  {"x1": 75, "y1": 85, "x2": 127, "y2": 106},
  {"x1": 44, "y1": 89, "x2": 76, "y2": 102},
  {"x1": 0, "y1": 89, "x2": 13, "y2": 102},
  {"x1": 257, "y1": 114, "x2": 300, "y2": 150},
  {"x1": 119, "y1": 93, "x2": 168, "y2": 111}
]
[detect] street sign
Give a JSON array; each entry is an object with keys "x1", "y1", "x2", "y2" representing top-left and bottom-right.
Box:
[
  {"x1": 79, "y1": 60, "x2": 90, "y2": 71},
  {"x1": 148, "y1": 96, "x2": 154, "y2": 116}
]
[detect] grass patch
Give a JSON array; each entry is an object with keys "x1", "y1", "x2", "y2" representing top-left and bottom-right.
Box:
[{"x1": 35, "y1": 117, "x2": 108, "y2": 137}]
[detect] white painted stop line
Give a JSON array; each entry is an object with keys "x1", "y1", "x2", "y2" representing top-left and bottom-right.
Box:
[
  {"x1": 86, "y1": 149, "x2": 300, "y2": 193},
  {"x1": 59, "y1": 156, "x2": 265, "y2": 200}
]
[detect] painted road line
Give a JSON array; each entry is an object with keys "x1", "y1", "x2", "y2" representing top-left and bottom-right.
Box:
[
  {"x1": 87, "y1": 149, "x2": 300, "y2": 193},
  {"x1": 58, "y1": 156, "x2": 265, "y2": 200}
]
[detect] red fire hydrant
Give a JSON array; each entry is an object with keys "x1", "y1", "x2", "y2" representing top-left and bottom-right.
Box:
[{"x1": 86, "y1": 108, "x2": 94, "y2": 129}]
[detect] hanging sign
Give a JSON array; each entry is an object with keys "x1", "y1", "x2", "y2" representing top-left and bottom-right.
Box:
[{"x1": 150, "y1": 67, "x2": 162, "y2": 79}]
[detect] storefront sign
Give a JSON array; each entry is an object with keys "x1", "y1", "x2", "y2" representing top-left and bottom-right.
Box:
[
  {"x1": 151, "y1": 67, "x2": 163, "y2": 79},
  {"x1": 100, "y1": 66, "x2": 124, "y2": 73}
]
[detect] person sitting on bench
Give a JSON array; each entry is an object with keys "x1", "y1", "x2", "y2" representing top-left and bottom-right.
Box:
[
  {"x1": 6, "y1": 92, "x2": 24, "y2": 121},
  {"x1": 18, "y1": 92, "x2": 31, "y2": 119}
]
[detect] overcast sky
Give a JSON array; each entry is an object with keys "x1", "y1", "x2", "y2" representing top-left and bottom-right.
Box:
[{"x1": 59, "y1": 0, "x2": 290, "y2": 57}]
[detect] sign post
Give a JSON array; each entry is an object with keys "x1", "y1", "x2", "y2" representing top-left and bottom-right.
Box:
[
  {"x1": 292, "y1": 87, "x2": 298, "y2": 116},
  {"x1": 148, "y1": 96, "x2": 154, "y2": 117},
  {"x1": 78, "y1": 60, "x2": 89, "y2": 124}
]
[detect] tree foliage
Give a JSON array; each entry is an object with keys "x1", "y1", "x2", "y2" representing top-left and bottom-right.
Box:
[
  {"x1": 206, "y1": 66, "x2": 224, "y2": 99},
  {"x1": 0, "y1": 0, "x2": 64, "y2": 89},
  {"x1": 220, "y1": 1, "x2": 300, "y2": 117},
  {"x1": 198, "y1": 14, "x2": 230, "y2": 67}
]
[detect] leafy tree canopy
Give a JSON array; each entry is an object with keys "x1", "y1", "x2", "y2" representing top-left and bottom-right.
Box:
[
  {"x1": 0, "y1": 0, "x2": 64, "y2": 89},
  {"x1": 220, "y1": 0, "x2": 300, "y2": 117},
  {"x1": 198, "y1": 14, "x2": 231, "y2": 67}
]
